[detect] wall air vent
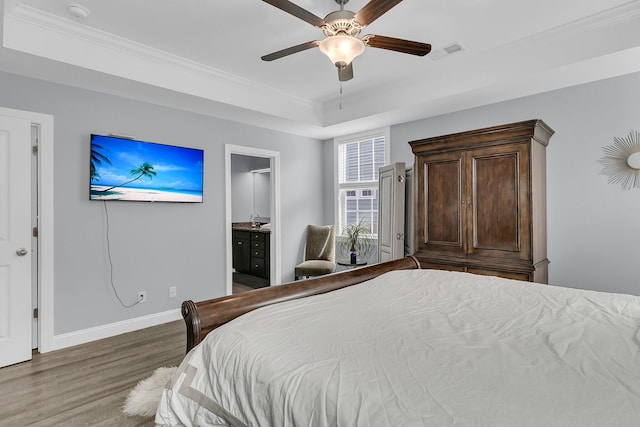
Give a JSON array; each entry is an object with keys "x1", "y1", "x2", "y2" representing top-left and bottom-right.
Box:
[
  {"x1": 444, "y1": 43, "x2": 463, "y2": 54},
  {"x1": 430, "y1": 42, "x2": 465, "y2": 60}
]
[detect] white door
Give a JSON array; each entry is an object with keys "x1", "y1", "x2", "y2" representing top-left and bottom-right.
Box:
[
  {"x1": 378, "y1": 162, "x2": 406, "y2": 262},
  {"x1": 0, "y1": 116, "x2": 32, "y2": 367},
  {"x1": 30, "y1": 124, "x2": 39, "y2": 349}
]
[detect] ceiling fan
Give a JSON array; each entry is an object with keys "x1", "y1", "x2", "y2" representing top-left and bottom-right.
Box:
[{"x1": 260, "y1": 0, "x2": 432, "y2": 81}]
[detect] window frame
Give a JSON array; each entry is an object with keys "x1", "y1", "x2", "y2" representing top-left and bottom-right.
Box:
[{"x1": 333, "y1": 127, "x2": 390, "y2": 239}]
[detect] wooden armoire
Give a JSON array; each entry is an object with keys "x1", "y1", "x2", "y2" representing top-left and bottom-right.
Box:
[{"x1": 409, "y1": 120, "x2": 554, "y2": 283}]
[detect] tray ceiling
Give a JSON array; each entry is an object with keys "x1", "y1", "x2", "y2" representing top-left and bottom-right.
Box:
[{"x1": 2, "y1": 0, "x2": 640, "y2": 138}]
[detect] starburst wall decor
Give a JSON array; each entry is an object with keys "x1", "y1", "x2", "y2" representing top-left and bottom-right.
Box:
[{"x1": 598, "y1": 130, "x2": 640, "y2": 190}]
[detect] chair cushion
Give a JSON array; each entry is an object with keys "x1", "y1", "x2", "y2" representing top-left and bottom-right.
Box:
[
  {"x1": 294, "y1": 260, "x2": 336, "y2": 277},
  {"x1": 305, "y1": 225, "x2": 335, "y2": 262}
]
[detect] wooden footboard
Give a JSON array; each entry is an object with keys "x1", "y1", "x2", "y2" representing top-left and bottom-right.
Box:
[{"x1": 181, "y1": 256, "x2": 420, "y2": 353}]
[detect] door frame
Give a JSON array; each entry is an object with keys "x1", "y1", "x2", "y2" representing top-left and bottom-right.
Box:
[
  {"x1": 0, "y1": 106, "x2": 54, "y2": 353},
  {"x1": 224, "y1": 144, "x2": 281, "y2": 294}
]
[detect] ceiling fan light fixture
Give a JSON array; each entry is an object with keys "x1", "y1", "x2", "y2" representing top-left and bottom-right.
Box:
[{"x1": 319, "y1": 35, "x2": 365, "y2": 66}]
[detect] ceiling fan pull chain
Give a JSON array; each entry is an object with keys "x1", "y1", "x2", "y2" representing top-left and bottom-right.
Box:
[{"x1": 339, "y1": 82, "x2": 343, "y2": 110}]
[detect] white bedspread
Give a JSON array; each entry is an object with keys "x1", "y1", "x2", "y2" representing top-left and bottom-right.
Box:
[{"x1": 156, "y1": 269, "x2": 640, "y2": 426}]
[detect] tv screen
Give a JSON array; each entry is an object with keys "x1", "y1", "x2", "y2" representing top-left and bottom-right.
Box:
[{"x1": 90, "y1": 134, "x2": 204, "y2": 203}]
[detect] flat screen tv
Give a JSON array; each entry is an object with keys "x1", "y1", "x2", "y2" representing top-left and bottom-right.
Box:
[{"x1": 90, "y1": 134, "x2": 204, "y2": 203}]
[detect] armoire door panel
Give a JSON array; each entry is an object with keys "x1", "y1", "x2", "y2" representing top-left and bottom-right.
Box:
[
  {"x1": 421, "y1": 156, "x2": 464, "y2": 254},
  {"x1": 472, "y1": 152, "x2": 519, "y2": 251},
  {"x1": 468, "y1": 144, "x2": 530, "y2": 259}
]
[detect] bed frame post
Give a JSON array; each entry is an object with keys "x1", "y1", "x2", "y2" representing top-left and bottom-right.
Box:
[{"x1": 181, "y1": 300, "x2": 201, "y2": 354}]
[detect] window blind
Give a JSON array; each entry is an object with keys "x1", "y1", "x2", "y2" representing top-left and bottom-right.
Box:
[{"x1": 337, "y1": 135, "x2": 386, "y2": 235}]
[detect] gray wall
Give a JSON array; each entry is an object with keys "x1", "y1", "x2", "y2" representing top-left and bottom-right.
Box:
[
  {"x1": 323, "y1": 71, "x2": 640, "y2": 295},
  {"x1": 5, "y1": 66, "x2": 639, "y2": 337},
  {"x1": 0, "y1": 71, "x2": 324, "y2": 335},
  {"x1": 388, "y1": 72, "x2": 640, "y2": 296}
]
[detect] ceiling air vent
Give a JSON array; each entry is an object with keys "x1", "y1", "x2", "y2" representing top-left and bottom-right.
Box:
[{"x1": 430, "y1": 42, "x2": 465, "y2": 60}]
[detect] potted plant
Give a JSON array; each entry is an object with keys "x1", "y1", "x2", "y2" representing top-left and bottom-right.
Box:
[{"x1": 339, "y1": 218, "x2": 374, "y2": 264}]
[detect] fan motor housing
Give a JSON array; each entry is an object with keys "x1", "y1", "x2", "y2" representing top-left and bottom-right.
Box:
[{"x1": 323, "y1": 10, "x2": 361, "y2": 37}]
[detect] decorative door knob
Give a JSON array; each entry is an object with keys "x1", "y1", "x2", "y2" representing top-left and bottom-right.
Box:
[{"x1": 16, "y1": 248, "x2": 28, "y2": 256}]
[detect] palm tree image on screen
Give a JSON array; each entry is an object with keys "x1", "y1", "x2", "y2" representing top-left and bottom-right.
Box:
[{"x1": 100, "y1": 162, "x2": 157, "y2": 192}]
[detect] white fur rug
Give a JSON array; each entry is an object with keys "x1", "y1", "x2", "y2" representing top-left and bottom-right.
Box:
[{"x1": 123, "y1": 366, "x2": 177, "y2": 418}]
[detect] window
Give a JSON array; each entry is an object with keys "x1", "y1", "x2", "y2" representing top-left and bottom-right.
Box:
[{"x1": 335, "y1": 129, "x2": 389, "y2": 237}]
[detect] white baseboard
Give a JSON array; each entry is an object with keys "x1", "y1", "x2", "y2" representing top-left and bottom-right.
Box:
[{"x1": 46, "y1": 309, "x2": 182, "y2": 352}]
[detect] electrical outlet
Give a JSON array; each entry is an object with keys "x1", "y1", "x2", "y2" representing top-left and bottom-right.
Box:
[
  {"x1": 169, "y1": 286, "x2": 177, "y2": 298},
  {"x1": 137, "y1": 291, "x2": 147, "y2": 303}
]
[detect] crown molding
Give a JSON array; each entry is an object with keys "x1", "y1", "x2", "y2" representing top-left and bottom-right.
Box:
[
  {"x1": 3, "y1": 3, "x2": 323, "y2": 126},
  {"x1": 497, "y1": 1, "x2": 640, "y2": 50}
]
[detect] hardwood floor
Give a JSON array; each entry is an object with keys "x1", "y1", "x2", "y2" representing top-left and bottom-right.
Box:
[
  {"x1": 233, "y1": 281, "x2": 255, "y2": 294},
  {"x1": 233, "y1": 272, "x2": 269, "y2": 290},
  {"x1": 0, "y1": 320, "x2": 185, "y2": 426}
]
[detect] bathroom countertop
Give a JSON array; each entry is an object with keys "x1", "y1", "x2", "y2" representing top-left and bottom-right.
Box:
[{"x1": 232, "y1": 222, "x2": 271, "y2": 233}]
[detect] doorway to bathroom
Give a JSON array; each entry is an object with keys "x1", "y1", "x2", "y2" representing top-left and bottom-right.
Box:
[{"x1": 224, "y1": 145, "x2": 281, "y2": 295}]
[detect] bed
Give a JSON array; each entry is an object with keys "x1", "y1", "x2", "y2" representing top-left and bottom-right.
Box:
[{"x1": 156, "y1": 257, "x2": 640, "y2": 426}]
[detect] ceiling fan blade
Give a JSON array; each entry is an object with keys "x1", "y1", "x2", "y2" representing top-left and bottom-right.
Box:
[
  {"x1": 354, "y1": 0, "x2": 403, "y2": 26},
  {"x1": 261, "y1": 0, "x2": 326, "y2": 27},
  {"x1": 261, "y1": 41, "x2": 320, "y2": 61},
  {"x1": 337, "y1": 63, "x2": 354, "y2": 81},
  {"x1": 364, "y1": 35, "x2": 431, "y2": 56}
]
